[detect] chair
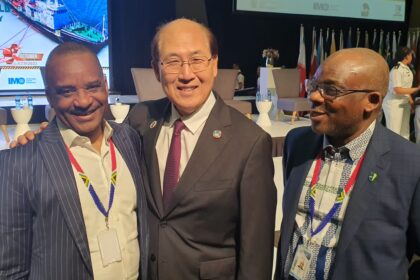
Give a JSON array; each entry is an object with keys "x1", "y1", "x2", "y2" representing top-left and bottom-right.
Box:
[
  {"x1": 0, "y1": 108, "x2": 10, "y2": 143},
  {"x1": 131, "y1": 68, "x2": 166, "y2": 101},
  {"x1": 213, "y1": 69, "x2": 252, "y2": 116},
  {"x1": 272, "y1": 68, "x2": 311, "y2": 124}
]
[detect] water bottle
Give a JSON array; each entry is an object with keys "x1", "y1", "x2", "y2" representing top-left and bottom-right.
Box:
[
  {"x1": 15, "y1": 96, "x2": 21, "y2": 109},
  {"x1": 28, "y1": 95, "x2": 33, "y2": 108}
]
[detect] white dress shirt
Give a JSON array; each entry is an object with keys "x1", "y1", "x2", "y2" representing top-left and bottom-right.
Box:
[
  {"x1": 156, "y1": 93, "x2": 216, "y2": 192},
  {"x1": 59, "y1": 120, "x2": 140, "y2": 280}
]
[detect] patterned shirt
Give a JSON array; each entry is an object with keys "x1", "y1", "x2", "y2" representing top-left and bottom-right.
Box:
[{"x1": 284, "y1": 121, "x2": 376, "y2": 280}]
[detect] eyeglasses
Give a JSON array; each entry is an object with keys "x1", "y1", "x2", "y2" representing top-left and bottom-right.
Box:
[
  {"x1": 160, "y1": 56, "x2": 212, "y2": 74},
  {"x1": 305, "y1": 79, "x2": 377, "y2": 100}
]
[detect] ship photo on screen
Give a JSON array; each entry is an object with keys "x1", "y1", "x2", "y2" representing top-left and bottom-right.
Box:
[{"x1": 0, "y1": 0, "x2": 110, "y2": 93}]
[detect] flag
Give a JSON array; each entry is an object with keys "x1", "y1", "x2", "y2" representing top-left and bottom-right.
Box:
[
  {"x1": 297, "y1": 24, "x2": 307, "y2": 97},
  {"x1": 412, "y1": 31, "x2": 418, "y2": 53},
  {"x1": 378, "y1": 29, "x2": 384, "y2": 56},
  {"x1": 339, "y1": 29, "x2": 344, "y2": 50},
  {"x1": 392, "y1": 31, "x2": 397, "y2": 59},
  {"x1": 309, "y1": 27, "x2": 318, "y2": 78},
  {"x1": 385, "y1": 32, "x2": 391, "y2": 65},
  {"x1": 364, "y1": 30, "x2": 369, "y2": 48},
  {"x1": 356, "y1": 28, "x2": 361, "y2": 47},
  {"x1": 346, "y1": 27, "x2": 352, "y2": 48},
  {"x1": 372, "y1": 29, "x2": 378, "y2": 51},
  {"x1": 407, "y1": 31, "x2": 411, "y2": 48},
  {"x1": 324, "y1": 27, "x2": 330, "y2": 58},
  {"x1": 397, "y1": 30, "x2": 402, "y2": 46},
  {"x1": 317, "y1": 28, "x2": 324, "y2": 66},
  {"x1": 330, "y1": 30, "x2": 336, "y2": 55}
]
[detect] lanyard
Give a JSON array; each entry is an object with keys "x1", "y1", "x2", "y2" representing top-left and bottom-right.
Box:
[
  {"x1": 66, "y1": 138, "x2": 117, "y2": 228},
  {"x1": 308, "y1": 152, "x2": 365, "y2": 237}
]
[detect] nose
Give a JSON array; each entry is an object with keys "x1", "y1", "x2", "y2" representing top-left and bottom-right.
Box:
[
  {"x1": 178, "y1": 62, "x2": 195, "y2": 82},
  {"x1": 73, "y1": 90, "x2": 93, "y2": 108},
  {"x1": 308, "y1": 89, "x2": 324, "y2": 109}
]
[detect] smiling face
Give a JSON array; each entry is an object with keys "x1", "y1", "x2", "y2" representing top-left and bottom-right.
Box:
[
  {"x1": 46, "y1": 51, "x2": 108, "y2": 140},
  {"x1": 309, "y1": 48, "x2": 387, "y2": 146},
  {"x1": 152, "y1": 19, "x2": 218, "y2": 116}
]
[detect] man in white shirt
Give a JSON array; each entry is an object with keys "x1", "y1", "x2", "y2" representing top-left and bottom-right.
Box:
[
  {"x1": 0, "y1": 42, "x2": 149, "y2": 280},
  {"x1": 233, "y1": 63, "x2": 245, "y2": 90}
]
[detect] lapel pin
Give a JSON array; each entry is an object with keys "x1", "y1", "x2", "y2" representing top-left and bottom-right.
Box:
[
  {"x1": 212, "y1": 130, "x2": 222, "y2": 139},
  {"x1": 150, "y1": 120, "x2": 157, "y2": 129},
  {"x1": 368, "y1": 172, "x2": 378, "y2": 182}
]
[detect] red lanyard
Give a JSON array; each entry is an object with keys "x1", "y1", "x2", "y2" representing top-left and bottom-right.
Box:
[
  {"x1": 66, "y1": 138, "x2": 117, "y2": 227},
  {"x1": 308, "y1": 152, "x2": 365, "y2": 236}
]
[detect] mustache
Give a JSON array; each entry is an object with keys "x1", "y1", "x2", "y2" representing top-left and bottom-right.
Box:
[{"x1": 71, "y1": 107, "x2": 98, "y2": 116}]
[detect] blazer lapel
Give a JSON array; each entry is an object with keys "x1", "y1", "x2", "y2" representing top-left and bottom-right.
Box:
[
  {"x1": 38, "y1": 120, "x2": 93, "y2": 276},
  {"x1": 280, "y1": 133, "x2": 322, "y2": 268},
  {"x1": 142, "y1": 101, "x2": 171, "y2": 217},
  {"x1": 333, "y1": 124, "x2": 390, "y2": 265},
  {"x1": 163, "y1": 98, "x2": 232, "y2": 216}
]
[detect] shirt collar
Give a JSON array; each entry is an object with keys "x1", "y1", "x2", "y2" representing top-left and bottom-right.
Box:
[
  {"x1": 168, "y1": 92, "x2": 216, "y2": 134},
  {"x1": 398, "y1": 62, "x2": 410, "y2": 70},
  {"x1": 58, "y1": 118, "x2": 113, "y2": 148},
  {"x1": 323, "y1": 120, "x2": 376, "y2": 161}
]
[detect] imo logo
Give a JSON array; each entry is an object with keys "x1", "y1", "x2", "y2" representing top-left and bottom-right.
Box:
[
  {"x1": 8, "y1": 77, "x2": 25, "y2": 85},
  {"x1": 313, "y1": 2, "x2": 329, "y2": 11}
]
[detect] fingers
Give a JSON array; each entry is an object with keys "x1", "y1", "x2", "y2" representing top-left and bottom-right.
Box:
[{"x1": 9, "y1": 140, "x2": 17, "y2": 149}]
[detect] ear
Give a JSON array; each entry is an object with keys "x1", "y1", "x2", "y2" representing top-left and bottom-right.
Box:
[
  {"x1": 151, "y1": 60, "x2": 161, "y2": 82},
  {"x1": 212, "y1": 56, "x2": 218, "y2": 78},
  {"x1": 365, "y1": 92, "x2": 382, "y2": 113}
]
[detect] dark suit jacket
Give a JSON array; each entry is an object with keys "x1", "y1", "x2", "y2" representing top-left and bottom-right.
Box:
[
  {"x1": 126, "y1": 96, "x2": 277, "y2": 280},
  {"x1": 276, "y1": 123, "x2": 420, "y2": 280},
  {"x1": 0, "y1": 120, "x2": 149, "y2": 280}
]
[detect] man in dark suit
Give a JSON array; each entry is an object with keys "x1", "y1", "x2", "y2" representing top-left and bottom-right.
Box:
[
  {"x1": 0, "y1": 43, "x2": 148, "y2": 279},
  {"x1": 275, "y1": 48, "x2": 420, "y2": 279},
  {"x1": 126, "y1": 19, "x2": 276, "y2": 279}
]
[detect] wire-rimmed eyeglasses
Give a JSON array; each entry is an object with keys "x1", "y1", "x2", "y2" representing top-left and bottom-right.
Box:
[
  {"x1": 305, "y1": 79, "x2": 378, "y2": 100},
  {"x1": 160, "y1": 56, "x2": 212, "y2": 74}
]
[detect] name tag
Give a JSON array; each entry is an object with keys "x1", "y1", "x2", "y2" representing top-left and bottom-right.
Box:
[
  {"x1": 97, "y1": 228, "x2": 122, "y2": 266},
  {"x1": 290, "y1": 244, "x2": 312, "y2": 280}
]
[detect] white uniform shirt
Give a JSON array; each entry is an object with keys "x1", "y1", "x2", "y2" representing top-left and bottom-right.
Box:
[
  {"x1": 385, "y1": 62, "x2": 413, "y2": 102},
  {"x1": 156, "y1": 93, "x2": 216, "y2": 192},
  {"x1": 59, "y1": 120, "x2": 140, "y2": 280}
]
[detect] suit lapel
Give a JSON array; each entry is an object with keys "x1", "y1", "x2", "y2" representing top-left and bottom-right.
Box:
[
  {"x1": 38, "y1": 120, "x2": 93, "y2": 276},
  {"x1": 163, "y1": 98, "x2": 232, "y2": 216},
  {"x1": 142, "y1": 100, "x2": 171, "y2": 217},
  {"x1": 280, "y1": 133, "x2": 322, "y2": 268},
  {"x1": 333, "y1": 124, "x2": 390, "y2": 266}
]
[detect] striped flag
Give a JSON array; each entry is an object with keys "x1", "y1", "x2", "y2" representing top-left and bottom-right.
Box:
[
  {"x1": 309, "y1": 27, "x2": 318, "y2": 78},
  {"x1": 330, "y1": 30, "x2": 336, "y2": 55},
  {"x1": 397, "y1": 30, "x2": 402, "y2": 46},
  {"x1": 297, "y1": 24, "x2": 307, "y2": 97}
]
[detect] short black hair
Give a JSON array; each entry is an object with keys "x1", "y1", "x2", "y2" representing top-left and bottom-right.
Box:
[{"x1": 45, "y1": 42, "x2": 102, "y2": 91}]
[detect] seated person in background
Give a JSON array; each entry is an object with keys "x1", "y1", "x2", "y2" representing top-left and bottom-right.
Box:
[
  {"x1": 275, "y1": 48, "x2": 420, "y2": 280},
  {"x1": 0, "y1": 42, "x2": 149, "y2": 279},
  {"x1": 233, "y1": 63, "x2": 245, "y2": 90}
]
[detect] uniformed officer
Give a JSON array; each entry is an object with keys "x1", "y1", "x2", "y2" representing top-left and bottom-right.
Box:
[{"x1": 383, "y1": 46, "x2": 420, "y2": 139}]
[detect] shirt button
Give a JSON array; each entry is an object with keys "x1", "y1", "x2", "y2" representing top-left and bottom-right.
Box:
[{"x1": 150, "y1": 254, "x2": 156, "y2": 262}]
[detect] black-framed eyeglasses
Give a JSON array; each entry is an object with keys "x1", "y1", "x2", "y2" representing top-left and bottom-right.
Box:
[
  {"x1": 160, "y1": 56, "x2": 212, "y2": 74},
  {"x1": 305, "y1": 79, "x2": 377, "y2": 100}
]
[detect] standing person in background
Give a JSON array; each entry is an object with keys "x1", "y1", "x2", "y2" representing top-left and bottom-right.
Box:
[
  {"x1": 233, "y1": 63, "x2": 245, "y2": 90},
  {"x1": 382, "y1": 46, "x2": 420, "y2": 140}
]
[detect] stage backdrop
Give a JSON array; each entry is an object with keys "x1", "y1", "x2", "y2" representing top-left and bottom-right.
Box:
[{"x1": 0, "y1": 0, "x2": 109, "y2": 95}]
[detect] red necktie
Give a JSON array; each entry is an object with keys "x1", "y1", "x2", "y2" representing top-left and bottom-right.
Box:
[{"x1": 162, "y1": 119, "x2": 186, "y2": 208}]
